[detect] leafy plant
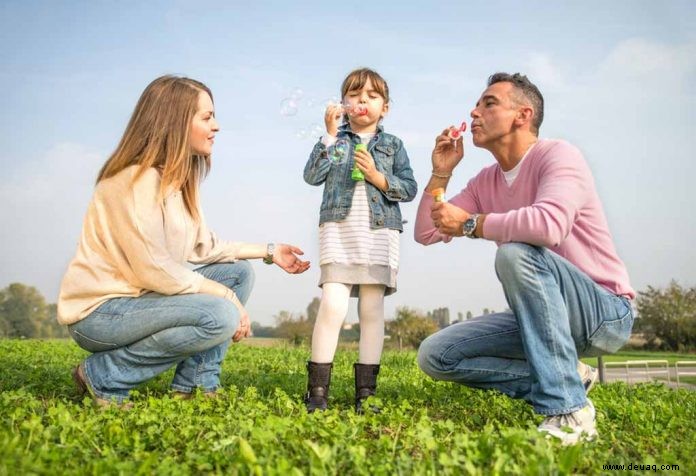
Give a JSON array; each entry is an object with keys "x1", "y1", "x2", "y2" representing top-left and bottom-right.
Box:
[{"x1": 0, "y1": 339, "x2": 694, "y2": 475}]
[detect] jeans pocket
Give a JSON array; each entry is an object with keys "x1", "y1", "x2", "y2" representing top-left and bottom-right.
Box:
[
  {"x1": 586, "y1": 297, "x2": 634, "y2": 356},
  {"x1": 68, "y1": 326, "x2": 119, "y2": 352}
]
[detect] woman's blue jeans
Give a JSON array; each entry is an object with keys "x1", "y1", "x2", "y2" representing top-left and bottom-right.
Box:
[
  {"x1": 68, "y1": 261, "x2": 254, "y2": 403},
  {"x1": 418, "y1": 243, "x2": 634, "y2": 415}
]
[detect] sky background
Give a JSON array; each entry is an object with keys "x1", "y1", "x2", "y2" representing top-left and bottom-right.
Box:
[{"x1": 1, "y1": 1, "x2": 695, "y2": 326}]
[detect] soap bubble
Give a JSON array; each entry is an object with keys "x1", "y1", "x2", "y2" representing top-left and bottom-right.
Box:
[
  {"x1": 344, "y1": 103, "x2": 368, "y2": 117},
  {"x1": 322, "y1": 96, "x2": 341, "y2": 110},
  {"x1": 295, "y1": 128, "x2": 308, "y2": 140},
  {"x1": 280, "y1": 98, "x2": 299, "y2": 116},
  {"x1": 329, "y1": 138, "x2": 349, "y2": 164},
  {"x1": 289, "y1": 87, "x2": 304, "y2": 101},
  {"x1": 310, "y1": 123, "x2": 324, "y2": 139},
  {"x1": 305, "y1": 97, "x2": 318, "y2": 109}
]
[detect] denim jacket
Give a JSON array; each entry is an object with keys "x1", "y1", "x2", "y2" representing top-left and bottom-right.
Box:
[{"x1": 303, "y1": 124, "x2": 418, "y2": 232}]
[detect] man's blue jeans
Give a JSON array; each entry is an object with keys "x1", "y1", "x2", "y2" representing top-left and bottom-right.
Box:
[
  {"x1": 68, "y1": 261, "x2": 254, "y2": 403},
  {"x1": 418, "y1": 243, "x2": 634, "y2": 415}
]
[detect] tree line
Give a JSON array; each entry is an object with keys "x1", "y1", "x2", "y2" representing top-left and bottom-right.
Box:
[{"x1": 2, "y1": 281, "x2": 695, "y2": 352}]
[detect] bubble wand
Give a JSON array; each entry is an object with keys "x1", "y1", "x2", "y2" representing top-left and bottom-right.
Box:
[{"x1": 447, "y1": 122, "x2": 467, "y2": 143}]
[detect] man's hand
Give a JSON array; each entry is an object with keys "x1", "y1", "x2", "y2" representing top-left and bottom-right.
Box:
[
  {"x1": 431, "y1": 201, "x2": 469, "y2": 236},
  {"x1": 432, "y1": 128, "x2": 464, "y2": 176},
  {"x1": 273, "y1": 244, "x2": 311, "y2": 274}
]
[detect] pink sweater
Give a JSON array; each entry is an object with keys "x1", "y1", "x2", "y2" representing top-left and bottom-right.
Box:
[{"x1": 414, "y1": 139, "x2": 635, "y2": 299}]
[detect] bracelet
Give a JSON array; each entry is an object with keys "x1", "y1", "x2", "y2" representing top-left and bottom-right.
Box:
[{"x1": 431, "y1": 170, "x2": 452, "y2": 179}]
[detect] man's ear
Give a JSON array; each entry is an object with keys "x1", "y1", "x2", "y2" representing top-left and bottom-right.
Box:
[{"x1": 514, "y1": 105, "x2": 534, "y2": 129}]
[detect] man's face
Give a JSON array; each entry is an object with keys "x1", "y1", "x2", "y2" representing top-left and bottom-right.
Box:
[{"x1": 469, "y1": 81, "x2": 520, "y2": 149}]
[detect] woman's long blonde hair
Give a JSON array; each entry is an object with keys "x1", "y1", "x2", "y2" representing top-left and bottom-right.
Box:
[{"x1": 97, "y1": 75, "x2": 212, "y2": 221}]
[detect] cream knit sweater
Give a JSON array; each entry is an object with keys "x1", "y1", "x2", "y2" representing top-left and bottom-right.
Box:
[{"x1": 57, "y1": 166, "x2": 242, "y2": 325}]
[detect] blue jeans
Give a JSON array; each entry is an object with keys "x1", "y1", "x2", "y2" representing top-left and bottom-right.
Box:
[
  {"x1": 69, "y1": 261, "x2": 254, "y2": 403},
  {"x1": 418, "y1": 243, "x2": 633, "y2": 415}
]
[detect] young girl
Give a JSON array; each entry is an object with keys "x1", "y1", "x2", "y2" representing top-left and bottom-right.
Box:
[{"x1": 303, "y1": 68, "x2": 417, "y2": 412}]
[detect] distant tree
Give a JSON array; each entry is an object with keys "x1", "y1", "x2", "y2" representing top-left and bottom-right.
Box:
[
  {"x1": 250, "y1": 321, "x2": 276, "y2": 338},
  {"x1": 634, "y1": 281, "x2": 696, "y2": 351},
  {"x1": 457, "y1": 312, "x2": 463, "y2": 322},
  {"x1": 339, "y1": 323, "x2": 360, "y2": 342},
  {"x1": 387, "y1": 307, "x2": 439, "y2": 350},
  {"x1": 466, "y1": 311, "x2": 473, "y2": 320},
  {"x1": 40, "y1": 304, "x2": 69, "y2": 338},
  {"x1": 274, "y1": 310, "x2": 313, "y2": 345},
  {"x1": 306, "y1": 297, "x2": 321, "y2": 324},
  {"x1": 482, "y1": 308, "x2": 490, "y2": 316},
  {"x1": 0, "y1": 283, "x2": 46, "y2": 338}
]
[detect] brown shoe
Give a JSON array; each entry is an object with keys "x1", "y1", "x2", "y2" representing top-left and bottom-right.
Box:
[
  {"x1": 172, "y1": 390, "x2": 219, "y2": 400},
  {"x1": 72, "y1": 363, "x2": 132, "y2": 409}
]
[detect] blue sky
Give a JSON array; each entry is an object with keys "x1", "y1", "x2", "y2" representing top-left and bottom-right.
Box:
[{"x1": 1, "y1": 1, "x2": 695, "y2": 325}]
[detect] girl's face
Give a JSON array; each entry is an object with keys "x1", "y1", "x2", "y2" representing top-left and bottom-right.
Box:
[
  {"x1": 190, "y1": 91, "x2": 219, "y2": 156},
  {"x1": 343, "y1": 78, "x2": 389, "y2": 133}
]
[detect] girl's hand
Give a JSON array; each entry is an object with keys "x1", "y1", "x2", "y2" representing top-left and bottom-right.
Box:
[
  {"x1": 273, "y1": 244, "x2": 311, "y2": 274},
  {"x1": 432, "y1": 128, "x2": 464, "y2": 176},
  {"x1": 354, "y1": 148, "x2": 380, "y2": 184},
  {"x1": 324, "y1": 104, "x2": 343, "y2": 137}
]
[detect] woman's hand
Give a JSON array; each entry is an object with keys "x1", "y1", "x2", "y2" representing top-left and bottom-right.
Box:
[
  {"x1": 324, "y1": 104, "x2": 343, "y2": 137},
  {"x1": 227, "y1": 291, "x2": 251, "y2": 342},
  {"x1": 432, "y1": 128, "x2": 464, "y2": 176},
  {"x1": 273, "y1": 244, "x2": 311, "y2": 274}
]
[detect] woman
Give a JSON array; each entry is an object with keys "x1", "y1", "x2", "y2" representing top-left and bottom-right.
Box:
[{"x1": 58, "y1": 75, "x2": 309, "y2": 407}]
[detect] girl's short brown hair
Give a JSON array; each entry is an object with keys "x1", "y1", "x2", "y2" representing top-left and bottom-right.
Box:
[{"x1": 340, "y1": 68, "x2": 390, "y2": 103}]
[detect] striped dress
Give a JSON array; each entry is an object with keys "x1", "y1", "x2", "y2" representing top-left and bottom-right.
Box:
[{"x1": 318, "y1": 133, "x2": 399, "y2": 296}]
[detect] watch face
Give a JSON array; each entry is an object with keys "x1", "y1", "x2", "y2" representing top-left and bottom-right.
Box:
[{"x1": 464, "y1": 218, "x2": 476, "y2": 233}]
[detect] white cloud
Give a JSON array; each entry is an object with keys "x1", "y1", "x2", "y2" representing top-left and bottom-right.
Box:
[{"x1": 525, "y1": 52, "x2": 564, "y2": 89}]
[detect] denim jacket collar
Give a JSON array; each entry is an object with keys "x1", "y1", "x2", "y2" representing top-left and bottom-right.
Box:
[{"x1": 338, "y1": 123, "x2": 384, "y2": 137}]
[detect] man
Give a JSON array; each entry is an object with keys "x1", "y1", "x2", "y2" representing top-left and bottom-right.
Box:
[{"x1": 414, "y1": 73, "x2": 635, "y2": 445}]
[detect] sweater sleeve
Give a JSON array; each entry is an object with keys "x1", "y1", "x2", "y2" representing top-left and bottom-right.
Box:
[
  {"x1": 188, "y1": 212, "x2": 244, "y2": 264},
  {"x1": 99, "y1": 169, "x2": 204, "y2": 295},
  {"x1": 414, "y1": 178, "x2": 480, "y2": 245},
  {"x1": 483, "y1": 142, "x2": 592, "y2": 247}
]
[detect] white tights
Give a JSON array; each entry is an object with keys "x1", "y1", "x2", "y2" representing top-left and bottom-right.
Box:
[{"x1": 310, "y1": 283, "x2": 385, "y2": 365}]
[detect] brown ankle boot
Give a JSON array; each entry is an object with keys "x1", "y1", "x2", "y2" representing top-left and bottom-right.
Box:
[
  {"x1": 304, "y1": 361, "x2": 333, "y2": 412},
  {"x1": 354, "y1": 363, "x2": 380, "y2": 414}
]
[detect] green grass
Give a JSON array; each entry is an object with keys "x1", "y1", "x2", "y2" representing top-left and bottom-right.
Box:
[{"x1": 1, "y1": 339, "x2": 695, "y2": 475}]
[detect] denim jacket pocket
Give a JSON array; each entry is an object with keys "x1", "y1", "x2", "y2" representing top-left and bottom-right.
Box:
[
  {"x1": 374, "y1": 144, "x2": 395, "y2": 170},
  {"x1": 585, "y1": 296, "x2": 634, "y2": 356}
]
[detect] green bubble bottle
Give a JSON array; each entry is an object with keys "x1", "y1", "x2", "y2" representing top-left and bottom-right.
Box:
[{"x1": 351, "y1": 143, "x2": 366, "y2": 181}]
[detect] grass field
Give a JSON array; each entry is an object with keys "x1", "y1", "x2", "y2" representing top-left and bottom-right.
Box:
[{"x1": 1, "y1": 339, "x2": 695, "y2": 475}]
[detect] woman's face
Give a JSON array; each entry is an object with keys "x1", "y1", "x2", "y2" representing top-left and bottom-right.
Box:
[{"x1": 190, "y1": 91, "x2": 219, "y2": 156}]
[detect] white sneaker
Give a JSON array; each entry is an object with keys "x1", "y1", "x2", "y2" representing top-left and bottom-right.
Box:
[
  {"x1": 577, "y1": 361, "x2": 599, "y2": 394},
  {"x1": 538, "y1": 399, "x2": 598, "y2": 445}
]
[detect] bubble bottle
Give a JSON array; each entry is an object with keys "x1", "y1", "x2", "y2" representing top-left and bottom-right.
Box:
[
  {"x1": 351, "y1": 143, "x2": 366, "y2": 181},
  {"x1": 432, "y1": 187, "x2": 445, "y2": 202}
]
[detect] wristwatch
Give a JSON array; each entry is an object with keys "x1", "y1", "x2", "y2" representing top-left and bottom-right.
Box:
[
  {"x1": 462, "y1": 214, "x2": 479, "y2": 239},
  {"x1": 263, "y1": 243, "x2": 275, "y2": 264}
]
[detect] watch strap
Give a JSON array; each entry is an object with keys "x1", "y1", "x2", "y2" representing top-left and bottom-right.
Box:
[{"x1": 263, "y1": 243, "x2": 275, "y2": 264}]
